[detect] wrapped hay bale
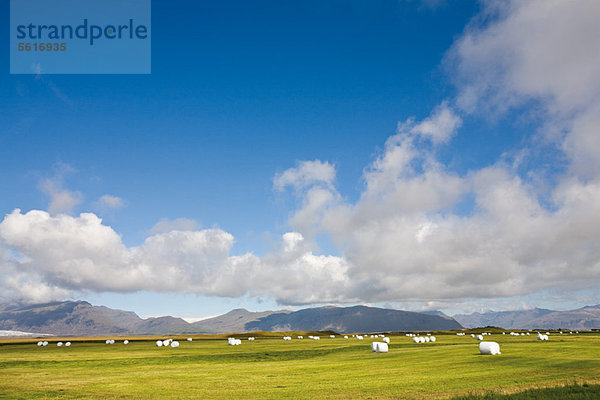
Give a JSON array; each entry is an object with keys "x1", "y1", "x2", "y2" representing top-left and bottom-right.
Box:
[
  {"x1": 479, "y1": 341, "x2": 501, "y2": 355},
  {"x1": 372, "y1": 342, "x2": 389, "y2": 353}
]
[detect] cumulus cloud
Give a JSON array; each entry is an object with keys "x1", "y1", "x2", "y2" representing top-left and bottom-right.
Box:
[
  {"x1": 449, "y1": 0, "x2": 600, "y2": 177},
  {"x1": 0, "y1": 210, "x2": 349, "y2": 305},
  {"x1": 39, "y1": 178, "x2": 82, "y2": 216},
  {"x1": 273, "y1": 160, "x2": 336, "y2": 192},
  {"x1": 97, "y1": 195, "x2": 124, "y2": 210},
  {"x1": 37, "y1": 163, "x2": 82, "y2": 216},
  {"x1": 409, "y1": 101, "x2": 462, "y2": 144}
]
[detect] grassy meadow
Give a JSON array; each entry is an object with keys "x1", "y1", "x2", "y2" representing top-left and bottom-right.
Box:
[{"x1": 0, "y1": 331, "x2": 599, "y2": 399}]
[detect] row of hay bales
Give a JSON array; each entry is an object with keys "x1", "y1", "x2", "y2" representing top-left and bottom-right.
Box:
[
  {"x1": 156, "y1": 339, "x2": 180, "y2": 347},
  {"x1": 37, "y1": 341, "x2": 72, "y2": 347},
  {"x1": 412, "y1": 336, "x2": 436, "y2": 343}
]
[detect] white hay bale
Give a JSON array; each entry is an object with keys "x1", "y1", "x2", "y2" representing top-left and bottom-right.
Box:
[
  {"x1": 297, "y1": 336, "x2": 303, "y2": 339},
  {"x1": 476, "y1": 335, "x2": 484, "y2": 341},
  {"x1": 37, "y1": 341, "x2": 43, "y2": 346},
  {"x1": 313, "y1": 336, "x2": 320, "y2": 340},
  {"x1": 162, "y1": 340, "x2": 170, "y2": 347},
  {"x1": 156, "y1": 340, "x2": 163, "y2": 347},
  {"x1": 502, "y1": 332, "x2": 505, "y2": 335},
  {"x1": 470, "y1": 334, "x2": 475, "y2": 338},
  {"x1": 430, "y1": 336, "x2": 436, "y2": 342},
  {"x1": 412, "y1": 336, "x2": 419, "y2": 343},
  {"x1": 123, "y1": 340, "x2": 129, "y2": 345},
  {"x1": 357, "y1": 335, "x2": 364, "y2": 340},
  {"x1": 344, "y1": 336, "x2": 348, "y2": 339},
  {"x1": 248, "y1": 337, "x2": 255, "y2": 341},
  {"x1": 171, "y1": 341, "x2": 179, "y2": 348},
  {"x1": 330, "y1": 335, "x2": 335, "y2": 338},
  {"x1": 65, "y1": 342, "x2": 71, "y2": 347},
  {"x1": 43, "y1": 341, "x2": 48, "y2": 346},
  {"x1": 283, "y1": 336, "x2": 292, "y2": 341},
  {"x1": 382, "y1": 337, "x2": 390, "y2": 343},
  {"x1": 106, "y1": 339, "x2": 111, "y2": 344},
  {"x1": 372, "y1": 342, "x2": 389, "y2": 353},
  {"x1": 187, "y1": 338, "x2": 193, "y2": 341},
  {"x1": 424, "y1": 336, "x2": 431, "y2": 343},
  {"x1": 479, "y1": 341, "x2": 501, "y2": 355},
  {"x1": 57, "y1": 342, "x2": 63, "y2": 347}
]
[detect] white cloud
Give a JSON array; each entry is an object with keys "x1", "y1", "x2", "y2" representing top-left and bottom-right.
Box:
[
  {"x1": 97, "y1": 195, "x2": 124, "y2": 210},
  {"x1": 410, "y1": 101, "x2": 462, "y2": 144},
  {"x1": 39, "y1": 178, "x2": 82, "y2": 216},
  {"x1": 449, "y1": 0, "x2": 600, "y2": 177},
  {"x1": 273, "y1": 160, "x2": 336, "y2": 192},
  {"x1": 0, "y1": 209, "x2": 349, "y2": 305},
  {"x1": 37, "y1": 163, "x2": 82, "y2": 215}
]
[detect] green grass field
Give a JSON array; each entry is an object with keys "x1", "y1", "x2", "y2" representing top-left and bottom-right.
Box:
[{"x1": 1, "y1": 332, "x2": 599, "y2": 399}]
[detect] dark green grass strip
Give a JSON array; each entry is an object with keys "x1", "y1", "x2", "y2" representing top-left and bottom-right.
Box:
[{"x1": 452, "y1": 383, "x2": 600, "y2": 399}]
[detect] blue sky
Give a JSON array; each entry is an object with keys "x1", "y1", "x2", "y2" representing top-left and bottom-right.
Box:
[{"x1": 1, "y1": 0, "x2": 599, "y2": 320}]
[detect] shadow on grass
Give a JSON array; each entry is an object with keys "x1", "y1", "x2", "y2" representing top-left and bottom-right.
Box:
[{"x1": 452, "y1": 383, "x2": 600, "y2": 399}]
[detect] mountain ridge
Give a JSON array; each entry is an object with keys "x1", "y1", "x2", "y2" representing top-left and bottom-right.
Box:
[
  {"x1": 0, "y1": 301, "x2": 462, "y2": 336},
  {"x1": 452, "y1": 305, "x2": 600, "y2": 330}
]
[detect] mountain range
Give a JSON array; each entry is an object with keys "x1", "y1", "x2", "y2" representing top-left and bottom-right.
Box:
[
  {"x1": 1, "y1": 301, "x2": 598, "y2": 337},
  {"x1": 453, "y1": 305, "x2": 600, "y2": 330},
  {"x1": 0, "y1": 301, "x2": 460, "y2": 336}
]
